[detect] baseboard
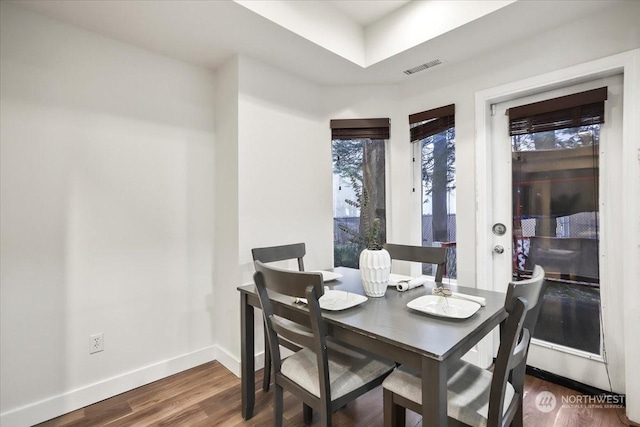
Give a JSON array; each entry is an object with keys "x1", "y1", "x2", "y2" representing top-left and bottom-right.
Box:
[
  {"x1": 0, "y1": 346, "x2": 218, "y2": 427},
  {"x1": 525, "y1": 365, "x2": 625, "y2": 398},
  {"x1": 215, "y1": 345, "x2": 265, "y2": 378}
]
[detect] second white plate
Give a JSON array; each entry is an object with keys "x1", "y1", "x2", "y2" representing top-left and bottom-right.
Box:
[
  {"x1": 319, "y1": 290, "x2": 367, "y2": 311},
  {"x1": 407, "y1": 295, "x2": 481, "y2": 319},
  {"x1": 313, "y1": 270, "x2": 343, "y2": 282}
]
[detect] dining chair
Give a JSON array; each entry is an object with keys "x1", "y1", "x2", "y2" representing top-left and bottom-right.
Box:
[
  {"x1": 382, "y1": 265, "x2": 546, "y2": 427},
  {"x1": 384, "y1": 243, "x2": 448, "y2": 282},
  {"x1": 251, "y1": 243, "x2": 306, "y2": 392},
  {"x1": 254, "y1": 261, "x2": 395, "y2": 427}
]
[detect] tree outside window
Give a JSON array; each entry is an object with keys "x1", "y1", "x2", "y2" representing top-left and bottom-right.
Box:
[
  {"x1": 410, "y1": 105, "x2": 456, "y2": 278},
  {"x1": 418, "y1": 127, "x2": 456, "y2": 278},
  {"x1": 333, "y1": 138, "x2": 386, "y2": 268}
]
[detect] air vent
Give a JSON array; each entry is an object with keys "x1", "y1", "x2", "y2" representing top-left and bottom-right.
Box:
[{"x1": 403, "y1": 59, "x2": 443, "y2": 75}]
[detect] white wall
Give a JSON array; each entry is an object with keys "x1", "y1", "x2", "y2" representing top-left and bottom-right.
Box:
[
  {"x1": 237, "y1": 56, "x2": 331, "y2": 276},
  {"x1": 212, "y1": 56, "x2": 241, "y2": 370},
  {"x1": 232, "y1": 56, "x2": 330, "y2": 364},
  {"x1": 0, "y1": 4, "x2": 217, "y2": 426},
  {"x1": 209, "y1": 54, "x2": 331, "y2": 373}
]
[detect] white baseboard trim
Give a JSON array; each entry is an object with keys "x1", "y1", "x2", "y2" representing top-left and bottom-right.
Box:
[
  {"x1": 0, "y1": 346, "x2": 218, "y2": 427},
  {"x1": 215, "y1": 344, "x2": 264, "y2": 378}
]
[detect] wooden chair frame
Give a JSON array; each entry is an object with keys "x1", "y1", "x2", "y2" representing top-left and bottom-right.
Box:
[
  {"x1": 384, "y1": 243, "x2": 448, "y2": 282},
  {"x1": 254, "y1": 261, "x2": 390, "y2": 426},
  {"x1": 251, "y1": 242, "x2": 306, "y2": 391}
]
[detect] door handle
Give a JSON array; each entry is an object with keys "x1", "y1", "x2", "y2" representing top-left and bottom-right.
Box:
[{"x1": 494, "y1": 245, "x2": 505, "y2": 254}]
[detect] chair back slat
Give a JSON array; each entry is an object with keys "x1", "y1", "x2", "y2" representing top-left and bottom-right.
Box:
[
  {"x1": 255, "y1": 261, "x2": 323, "y2": 298},
  {"x1": 505, "y1": 265, "x2": 546, "y2": 333},
  {"x1": 271, "y1": 315, "x2": 316, "y2": 349},
  {"x1": 488, "y1": 296, "x2": 528, "y2": 425},
  {"x1": 251, "y1": 243, "x2": 306, "y2": 394},
  {"x1": 507, "y1": 328, "x2": 530, "y2": 371},
  {"x1": 384, "y1": 243, "x2": 447, "y2": 282},
  {"x1": 253, "y1": 273, "x2": 283, "y2": 372},
  {"x1": 252, "y1": 243, "x2": 306, "y2": 271},
  {"x1": 253, "y1": 261, "x2": 328, "y2": 372}
]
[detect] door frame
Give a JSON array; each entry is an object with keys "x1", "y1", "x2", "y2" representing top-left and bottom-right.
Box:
[
  {"x1": 474, "y1": 49, "x2": 640, "y2": 419},
  {"x1": 489, "y1": 75, "x2": 623, "y2": 392}
]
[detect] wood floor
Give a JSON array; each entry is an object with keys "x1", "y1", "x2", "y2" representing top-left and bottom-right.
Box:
[{"x1": 38, "y1": 361, "x2": 637, "y2": 427}]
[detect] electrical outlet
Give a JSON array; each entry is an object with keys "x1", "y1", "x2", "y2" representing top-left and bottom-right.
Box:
[{"x1": 90, "y1": 333, "x2": 104, "y2": 354}]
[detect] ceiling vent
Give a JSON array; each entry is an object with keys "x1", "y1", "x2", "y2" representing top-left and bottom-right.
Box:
[{"x1": 403, "y1": 59, "x2": 443, "y2": 75}]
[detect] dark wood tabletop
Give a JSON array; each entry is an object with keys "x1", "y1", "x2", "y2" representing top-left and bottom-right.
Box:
[{"x1": 238, "y1": 267, "x2": 507, "y2": 426}]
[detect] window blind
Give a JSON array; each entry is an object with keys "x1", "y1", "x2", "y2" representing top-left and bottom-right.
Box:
[
  {"x1": 508, "y1": 87, "x2": 607, "y2": 136},
  {"x1": 409, "y1": 104, "x2": 455, "y2": 142},
  {"x1": 330, "y1": 118, "x2": 390, "y2": 140}
]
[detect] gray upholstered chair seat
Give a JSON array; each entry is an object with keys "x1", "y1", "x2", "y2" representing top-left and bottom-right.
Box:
[
  {"x1": 383, "y1": 362, "x2": 515, "y2": 427},
  {"x1": 282, "y1": 347, "x2": 395, "y2": 400}
]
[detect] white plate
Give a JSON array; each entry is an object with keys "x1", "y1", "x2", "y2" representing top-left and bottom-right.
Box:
[
  {"x1": 312, "y1": 270, "x2": 343, "y2": 282},
  {"x1": 407, "y1": 295, "x2": 481, "y2": 319},
  {"x1": 319, "y1": 290, "x2": 367, "y2": 311}
]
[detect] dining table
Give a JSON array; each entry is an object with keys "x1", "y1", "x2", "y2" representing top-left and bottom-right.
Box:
[{"x1": 238, "y1": 267, "x2": 508, "y2": 427}]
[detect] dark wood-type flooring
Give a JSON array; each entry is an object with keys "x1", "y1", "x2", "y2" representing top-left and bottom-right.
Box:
[{"x1": 38, "y1": 361, "x2": 637, "y2": 426}]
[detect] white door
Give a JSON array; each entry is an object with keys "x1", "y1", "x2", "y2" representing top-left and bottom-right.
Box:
[{"x1": 488, "y1": 75, "x2": 625, "y2": 392}]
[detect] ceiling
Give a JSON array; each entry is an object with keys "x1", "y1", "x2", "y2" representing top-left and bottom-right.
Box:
[
  {"x1": 327, "y1": 0, "x2": 411, "y2": 26},
  {"x1": 11, "y1": 0, "x2": 614, "y2": 85}
]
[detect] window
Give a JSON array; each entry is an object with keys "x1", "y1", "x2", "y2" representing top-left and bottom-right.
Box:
[
  {"x1": 410, "y1": 105, "x2": 456, "y2": 278},
  {"x1": 331, "y1": 118, "x2": 389, "y2": 268}
]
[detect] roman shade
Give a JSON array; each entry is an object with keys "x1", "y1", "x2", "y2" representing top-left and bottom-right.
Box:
[
  {"x1": 409, "y1": 104, "x2": 455, "y2": 142},
  {"x1": 330, "y1": 118, "x2": 390, "y2": 140},
  {"x1": 508, "y1": 87, "x2": 607, "y2": 136}
]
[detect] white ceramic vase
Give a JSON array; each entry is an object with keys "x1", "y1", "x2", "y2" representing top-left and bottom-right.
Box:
[{"x1": 359, "y1": 248, "x2": 391, "y2": 297}]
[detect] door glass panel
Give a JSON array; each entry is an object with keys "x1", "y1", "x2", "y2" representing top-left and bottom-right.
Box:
[{"x1": 512, "y1": 125, "x2": 600, "y2": 354}]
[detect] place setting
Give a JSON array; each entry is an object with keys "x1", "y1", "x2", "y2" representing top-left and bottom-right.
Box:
[
  {"x1": 407, "y1": 286, "x2": 486, "y2": 319},
  {"x1": 294, "y1": 288, "x2": 368, "y2": 311},
  {"x1": 294, "y1": 271, "x2": 367, "y2": 311},
  {"x1": 387, "y1": 269, "x2": 487, "y2": 319}
]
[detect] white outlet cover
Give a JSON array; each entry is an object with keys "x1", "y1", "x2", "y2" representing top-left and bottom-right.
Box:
[{"x1": 90, "y1": 333, "x2": 104, "y2": 354}]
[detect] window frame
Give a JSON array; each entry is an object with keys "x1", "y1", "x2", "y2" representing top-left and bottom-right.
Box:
[{"x1": 410, "y1": 105, "x2": 457, "y2": 281}]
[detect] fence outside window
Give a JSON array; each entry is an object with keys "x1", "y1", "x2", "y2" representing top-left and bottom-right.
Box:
[{"x1": 334, "y1": 214, "x2": 457, "y2": 278}]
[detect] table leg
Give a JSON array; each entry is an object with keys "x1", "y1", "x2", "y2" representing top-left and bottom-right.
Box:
[
  {"x1": 422, "y1": 357, "x2": 448, "y2": 427},
  {"x1": 241, "y1": 292, "x2": 255, "y2": 420}
]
